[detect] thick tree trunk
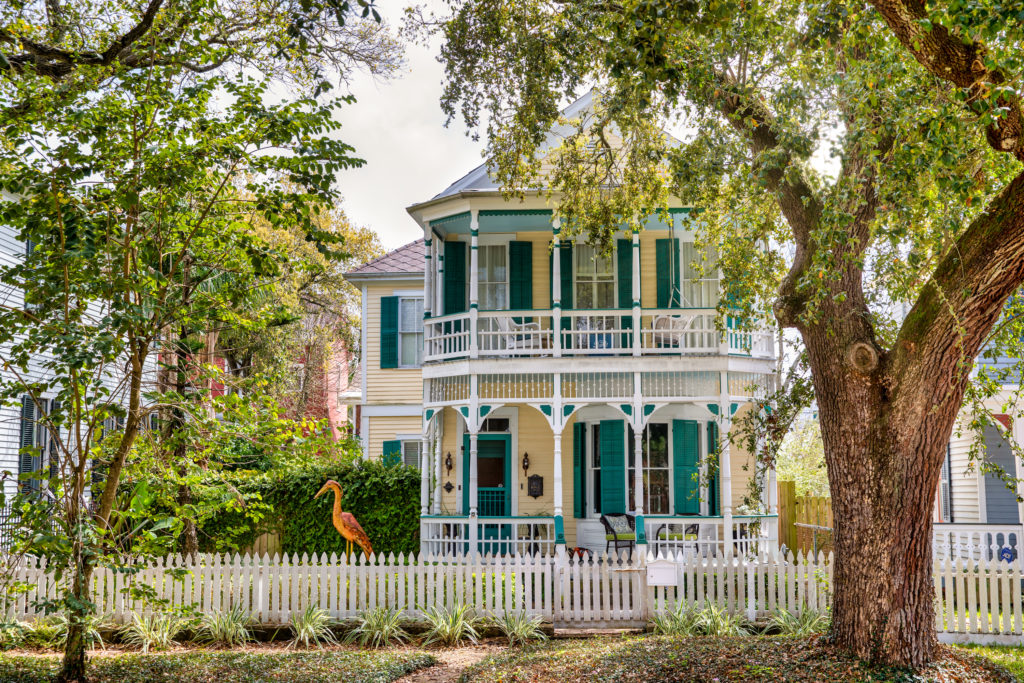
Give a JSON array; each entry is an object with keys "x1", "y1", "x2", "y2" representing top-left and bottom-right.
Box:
[
  {"x1": 806, "y1": 328, "x2": 961, "y2": 667},
  {"x1": 56, "y1": 559, "x2": 93, "y2": 683},
  {"x1": 822, "y1": 395, "x2": 945, "y2": 667}
]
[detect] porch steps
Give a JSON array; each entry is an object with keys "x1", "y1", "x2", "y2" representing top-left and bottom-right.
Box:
[{"x1": 553, "y1": 627, "x2": 645, "y2": 639}]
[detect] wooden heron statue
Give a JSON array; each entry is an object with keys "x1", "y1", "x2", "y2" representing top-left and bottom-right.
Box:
[{"x1": 314, "y1": 480, "x2": 373, "y2": 561}]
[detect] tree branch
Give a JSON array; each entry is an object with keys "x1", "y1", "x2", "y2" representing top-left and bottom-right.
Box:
[
  {"x1": 869, "y1": 0, "x2": 1024, "y2": 160},
  {"x1": 893, "y1": 170, "x2": 1024, "y2": 399}
]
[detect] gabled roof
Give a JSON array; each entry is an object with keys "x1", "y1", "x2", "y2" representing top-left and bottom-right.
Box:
[
  {"x1": 345, "y1": 239, "x2": 425, "y2": 280},
  {"x1": 431, "y1": 91, "x2": 600, "y2": 201}
]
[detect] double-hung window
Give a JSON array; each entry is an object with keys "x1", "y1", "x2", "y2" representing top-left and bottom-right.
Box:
[
  {"x1": 402, "y1": 440, "x2": 421, "y2": 469},
  {"x1": 574, "y1": 245, "x2": 615, "y2": 309},
  {"x1": 628, "y1": 423, "x2": 672, "y2": 515},
  {"x1": 398, "y1": 297, "x2": 424, "y2": 367},
  {"x1": 477, "y1": 245, "x2": 508, "y2": 310}
]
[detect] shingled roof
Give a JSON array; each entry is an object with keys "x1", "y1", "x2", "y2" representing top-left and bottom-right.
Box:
[{"x1": 345, "y1": 239, "x2": 425, "y2": 279}]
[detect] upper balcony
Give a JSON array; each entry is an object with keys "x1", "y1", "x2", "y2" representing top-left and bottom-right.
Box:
[
  {"x1": 413, "y1": 204, "x2": 776, "y2": 370},
  {"x1": 424, "y1": 308, "x2": 774, "y2": 363}
]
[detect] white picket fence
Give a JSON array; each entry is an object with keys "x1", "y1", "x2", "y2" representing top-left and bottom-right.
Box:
[{"x1": 5, "y1": 550, "x2": 1024, "y2": 643}]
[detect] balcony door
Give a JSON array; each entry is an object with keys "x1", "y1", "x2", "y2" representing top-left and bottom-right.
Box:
[
  {"x1": 462, "y1": 433, "x2": 511, "y2": 517},
  {"x1": 574, "y1": 245, "x2": 616, "y2": 349}
]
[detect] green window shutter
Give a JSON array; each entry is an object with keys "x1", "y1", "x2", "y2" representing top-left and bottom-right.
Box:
[
  {"x1": 380, "y1": 296, "x2": 399, "y2": 369},
  {"x1": 707, "y1": 421, "x2": 720, "y2": 515},
  {"x1": 673, "y1": 419, "x2": 700, "y2": 514},
  {"x1": 655, "y1": 239, "x2": 680, "y2": 308},
  {"x1": 573, "y1": 422, "x2": 586, "y2": 518},
  {"x1": 617, "y1": 239, "x2": 633, "y2": 346},
  {"x1": 599, "y1": 419, "x2": 626, "y2": 514},
  {"x1": 443, "y1": 241, "x2": 467, "y2": 315},
  {"x1": 382, "y1": 440, "x2": 402, "y2": 467},
  {"x1": 560, "y1": 244, "x2": 573, "y2": 310},
  {"x1": 18, "y1": 396, "x2": 37, "y2": 494},
  {"x1": 509, "y1": 241, "x2": 533, "y2": 310}
]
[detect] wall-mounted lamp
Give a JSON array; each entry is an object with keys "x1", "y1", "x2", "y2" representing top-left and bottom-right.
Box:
[
  {"x1": 445, "y1": 452, "x2": 453, "y2": 475},
  {"x1": 522, "y1": 452, "x2": 530, "y2": 473}
]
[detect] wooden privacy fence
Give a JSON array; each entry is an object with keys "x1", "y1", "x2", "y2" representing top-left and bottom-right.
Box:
[
  {"x1": 776, "y1": 482, "x2": 833, "y2": 555},
  {"x1": 7, "y1": 551, "x2": 1024, "y2": 643}
]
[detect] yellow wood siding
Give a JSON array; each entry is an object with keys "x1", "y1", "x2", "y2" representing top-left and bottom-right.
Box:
[
  {"x1": 728, "y1": 405, "x2": 757, "y2": 510},
  {"x1": 367, "y1": 415, "x2": 423, "y2": 461},
  {"x1": 638, "y1": 230, "x2": 671, "y2": 308},
  {"x1": 364, "y1": 282, "x2": 423, "y2": 404},
  {"x1": 515, "y1": 232, "x2": 552, "y2": 310}
]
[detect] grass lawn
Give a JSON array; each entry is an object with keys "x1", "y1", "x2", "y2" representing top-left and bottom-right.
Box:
[
  {"x1": 462, "y1": 635, "x2": 1017, "y2": 682},
  {"x1": 0, "y1": 647, "x2": 436, "y2": 683},
  {"x1": 956, "y1": 645, "x2": 1024, "y2": 680}
]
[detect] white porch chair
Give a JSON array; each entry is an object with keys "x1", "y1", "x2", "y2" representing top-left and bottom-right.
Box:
[
  {"x1": 494, "y1": 315, "x2": 546, "y2": 352},
  {"x1": 652, "y1": 313, "x2": 696, "y2": 347}
]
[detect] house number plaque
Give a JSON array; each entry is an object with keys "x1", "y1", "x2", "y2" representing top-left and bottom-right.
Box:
[{"x1": 527, "y1": 474, "x2": 543, "y2": 499}]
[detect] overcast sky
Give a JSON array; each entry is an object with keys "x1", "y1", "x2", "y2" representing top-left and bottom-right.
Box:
[{"x1": 334, "y1": 5, "x2": 482, "y2": 251}]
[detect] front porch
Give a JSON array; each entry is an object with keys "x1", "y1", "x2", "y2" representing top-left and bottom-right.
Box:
[{"x1": 415, "y1": 395, "x2": 780, "y2": 559}]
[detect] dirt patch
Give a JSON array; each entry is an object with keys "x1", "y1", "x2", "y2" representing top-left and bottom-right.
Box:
[{"x1": 396, "y1": 643, "x2": 506, "y2": 683}]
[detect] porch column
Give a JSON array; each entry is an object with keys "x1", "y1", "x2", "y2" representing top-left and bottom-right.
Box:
[
  {"x1": 551, "y1": 219, "x2": 562, "y2": 358},
  {"x1": 719, "y1": 375, "x2": 733, "y2": 557},
  {"x1": 553, "y1": 429, "x2": 565, "y2": 545},
  {"x1": 631, "y1": 230, "x2": 641, "y2": 356},
  {"x1": 633, "y1": 425, "x2": 647, "y2": 547},
  {"x1": 469, "y1": 211, "x2": 480, "y2": 359},
  {"x1": 468, "y1": 429, "x2": 479, "y2": 557},
  {"x1": 420, "y1": 431, "x2": 430, "y2": 515},
  {"x1": 767, "y1": 450, "x2": 779, "y2": 550},
  {"x1": 432, "y1": 419, "x2": 443, "y2": 515}
]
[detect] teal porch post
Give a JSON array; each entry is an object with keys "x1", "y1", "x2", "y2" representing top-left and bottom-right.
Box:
[
  {"x1": 553, "y1": 429, "x2": 566, "y2": 545},
  {"x1": 633, "y1": 426, "x2": 647, "y2": 545}
]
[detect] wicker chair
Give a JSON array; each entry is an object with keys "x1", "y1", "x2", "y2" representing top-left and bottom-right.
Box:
[{"x1": 600, "y1": 513, "x2": 636, "y2": 559}]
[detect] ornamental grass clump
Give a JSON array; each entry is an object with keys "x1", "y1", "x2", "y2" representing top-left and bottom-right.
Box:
[
  {"x1": 195, "y1": 607, "x2": 253, "y2": 647},
  {"x1": 650, "y1": 602, "x2": 701, "y2": 636},
  {"x1": 494, "y1": 611, "x2": 547, "y2": 647},
  {"x1": 118, "y1": 612, "x2": 189, "y2": 652},
  {"x1": 420, "y1": 604, "x2": 480, "y2": 646},
  {"x1": 768, "y1": 606, "x2": 830, "y2": 637},
  {"x1": 345, "y1": 607, "x2": 409, "y2": 647},
  {"x1": 288, "y1": 606, "x2": 338, "y2": 648},
  {"x1": 695, "y1": 603, "x2": 750, "y2": 637},
  {"x1": 53, "y1": 612, "x2": 109, "y2": 649}
]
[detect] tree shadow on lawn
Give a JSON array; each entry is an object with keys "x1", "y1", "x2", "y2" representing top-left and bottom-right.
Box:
[{"x1": 460, "y1": 635, "x2": 1016, "y2": 683}]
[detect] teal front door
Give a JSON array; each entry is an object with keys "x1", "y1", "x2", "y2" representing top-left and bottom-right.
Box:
[
  {"x1": 463, "y1": 434, "x2": 512, "y2": 553},
  {"x1": 462, "y1": 434, "x2": 511, "y2": 515}
]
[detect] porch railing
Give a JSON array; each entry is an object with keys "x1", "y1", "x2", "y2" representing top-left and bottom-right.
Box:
[
  {"x1": 420, "y1": 516, "x2": 556, "y2": 558},
  {"x1": 644, "y1": 515, "x2": 778, "y2": 559},
  {"x1": 423, "y1": 309, "x2": 775, "y2": 362},
  {"x1": 933, "y1": 523, "x2": 1022, "y2": 563}
]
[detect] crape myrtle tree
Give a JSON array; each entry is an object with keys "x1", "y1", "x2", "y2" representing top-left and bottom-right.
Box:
[
  {"x1": 433, "y1": 0, "x2": 1024, "y2": 667},
  {"x1": 0, "y1": 63, "x2": 359, "y2": 681}
]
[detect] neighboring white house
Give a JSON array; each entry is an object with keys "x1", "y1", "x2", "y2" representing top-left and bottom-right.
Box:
[{"x1": 0, "y1": 224, "x2": 152, "y2": 504}]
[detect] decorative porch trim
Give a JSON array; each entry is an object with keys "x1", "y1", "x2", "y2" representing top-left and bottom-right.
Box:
[
  {"x1": 619, "y1": 404, "x2": 633, "y2": 416},
  {"x1": 635, "y1": 514, "x2": 647, "y2": 544},
  {"x1": 554, "y1": 515, "x2": 565, "y2": 545}
]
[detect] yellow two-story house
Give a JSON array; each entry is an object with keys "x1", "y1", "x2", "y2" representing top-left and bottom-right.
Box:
[{"x1": 346, "y1": 96, "x2": 778, "y2": 559}]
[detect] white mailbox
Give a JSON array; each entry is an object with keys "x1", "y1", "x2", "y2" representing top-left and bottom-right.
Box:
[{"x1": 646, "y1": 558, "x2": 677, "y2": 587}]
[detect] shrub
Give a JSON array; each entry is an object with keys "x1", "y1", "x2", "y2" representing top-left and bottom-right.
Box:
[
  {"x1": 288, "y1": 606, "x2": 338, "y2": 648},
  {"x1": 195, "y1": 607, "x2": 252, "y2": 647},
  {"x1": 695, "y1": 604, "x2": 750, "y2": 637},
  {"x1": 22, "y1": 616, "x2": 62, "y2": 650},
  {"x1": 0, "y1": 619, "x2": 27, "y2": 650},
  {"x1": 650, "y1": 603, "x2": 700, "y2": 636},
  {"x1": 493, "y1": 611, "x2": 546, "y2": 647},
  {"x1": 345, "y1": 607, "x2": 409, "y2": 648},
  {"x1": 118, "y1": 612, "x2": 189, "y2": 652},
  {"x1": 420, "y1": 605, "x2": 480, "y2": 646},
  {"x1": 768, "y1": 607, "x2": 830, "y2": 636},
  {"x1": 194, "y1": 459, "x2": 421, "y2": 557}
]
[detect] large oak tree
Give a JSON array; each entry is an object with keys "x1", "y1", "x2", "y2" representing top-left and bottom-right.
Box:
[{"x1": 433, "y1": 0, "x2": 1024, "y2": 667}]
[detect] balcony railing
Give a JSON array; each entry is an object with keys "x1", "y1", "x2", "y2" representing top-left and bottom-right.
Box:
[{"x1": 424, "y1": 309, "x2": 774, "y2": 363}]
